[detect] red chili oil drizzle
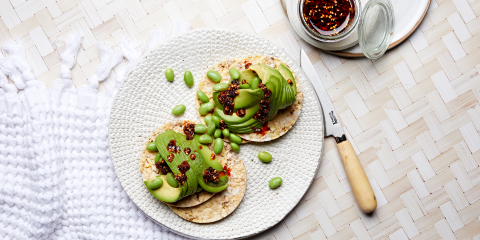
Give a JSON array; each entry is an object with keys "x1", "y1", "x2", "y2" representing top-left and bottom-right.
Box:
[
  {"x1": 219, "y1": 120, "x2": 227, "y2": 130},
  {"x1": 184, "y1": 147, "x2": 191, "y2": 155},
  {"x1": 177, "y1": 161, "x2": 190, "y2": 174},
  {"x1": 190, "y1": 154, "x2": 196, "y2": 160},
  {"x1": 203, "y1": 167, "x2": 220, "y2": 183},
  {"x1": 183, "y1": 122, "x2": 195, "y2": 140},
  {"x1": 155, "y1": 159, "x2": 171, "y2": 174},
  {"x1": 287, "y1": 79, "x2": 293, "y2": 85},
  {"x1": 223, "y1": 165, "x2": 231, "y2": 176},
  {"x1": 210, "y1": 153, "x2": 216, "y2": 160},
  {"x1": 167, "y1": 140, "x2": 181, "y2": 153},
  {"x1": 198, "y1": 145, "x2": 203, "y2": 149},
  {"x1": 244, "y1": 61, "x2": 252, "y2": 69},
  {"x1": 302, "y1": 0, "x2": 355, "y2": 36},
  {"x1": 236, "y1": 108, "x2": 246, "y2": 117},
  {"x1": 253, "y1": 99, "x2": 271, "y2": 123},
  {"x1": 167, "y1": 153, "x2": 174, "y2": 162},
  {"x1": 254, "y1": 122, "x2": 270, "y2": 136},
  {"x1": 218, "y1": 79, "x2": 240, "y2": 115},
  {"x1": 175, "y1": 173, "x2": 187, "y2": 186}
]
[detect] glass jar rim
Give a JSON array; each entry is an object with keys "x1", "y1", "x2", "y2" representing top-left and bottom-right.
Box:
[{"x1": 298, "y1": 0, "x2": 362, "y2": 43}]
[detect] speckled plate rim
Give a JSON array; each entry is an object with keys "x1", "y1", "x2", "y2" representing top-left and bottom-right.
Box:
[{"x1": 108, "y1": 27, "x2": 325, "y2": 240}]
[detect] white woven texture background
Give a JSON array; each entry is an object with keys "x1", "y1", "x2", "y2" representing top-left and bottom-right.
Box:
[{"x1": 1, "y1": 0, "x2": 480, "y2": 239}]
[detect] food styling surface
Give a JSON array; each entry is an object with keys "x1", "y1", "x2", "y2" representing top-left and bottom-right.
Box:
[{"x1": 109, "y1": 28, "x2": 323, "y2": 239}]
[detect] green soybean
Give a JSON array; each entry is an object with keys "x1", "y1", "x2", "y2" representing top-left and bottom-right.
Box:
[
  {"x1": 213, "y1": 83, "x2": 229, "y2": 91},
  {"x1": 146, "y1": 142, "x2": 157, "y2": 152},
  {"x1": 214, "y1": 138, "x2": 223, "y2": 154},
  {"x1": 251, "y1": 77, "x2": 260, "y2": 89},
  {"x1": 269, "y1": 177, "x2": 283, "y2": 189},
  {"x1": 199, "y1": 102, "x2": 214, "y2": 115},
  {"x1": 229, "y1": 68, "x2": 240, "y2": 79},
  {"x1": 239, "y1": 83, "x2": 250, "y2": 89},
  {"x1": 184, "y1": 71, "x2": 194, "y2": 87},
  {"x1": 207, "y1": 71, "x2": 222, "y2": 82},
  {"x1": 149, "y1": 178, "x2": 163, "y2": 190},
  {"x1": 258, "y1": 151, "x2": 272, "y2": 163},
  {"x1": 229, "y1": 133, "x2": 242, "y2": 144},
  {"x1": 199, "y1": 135, "x2": 213, "y2": 144},
  {"x1": 230, "y1": 142, "x2": 240, "y2": 152},
  {"x1": 155, "y1": 152, "x2": 161, "y2": 162},
  {"x1": 165, "y1": 68, "x2": 174, "y2": 81},
  {"x1": 207, "y1": 122, "x2": 216, "y2": 136},
  {"x1": 214, "y1": 129, "x2": 222, "y2": 138},
  {"x1": 194, "y1": 124, "x2": 207, "y2": 134},
  {"x1": 222, "y1": 128, "x2": 230, "y2": 138},
  {"x1": 172, "y1": 104, "x2": 186, "y2": 116},
  {"x1": 166, "y1": 173, "x2": 178, "y2": 188},
  {"x1": 212, "y1": 116, "x2": 220, "y2": 128},
  {"x1": 197, "y1": 90, "x2": 209, "y2": 103},
  {"x1": 204, "y1": 115, "x2": 213, "y2": 125}
]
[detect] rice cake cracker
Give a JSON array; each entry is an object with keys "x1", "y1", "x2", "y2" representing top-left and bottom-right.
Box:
[
  {"x1": 169, "y1": 142, "x2": 246, "y2": 223},
  {"x1": 140, "y1": 121, "x2": 215, "y2": 208},
  {"x1": 196, "y1": 55, "x2": 302, "y2": 142}
]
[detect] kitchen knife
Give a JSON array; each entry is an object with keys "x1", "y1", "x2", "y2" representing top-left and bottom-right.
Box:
[{"x1": 300, "y1": 49, "x2": 377, "y2": 213}]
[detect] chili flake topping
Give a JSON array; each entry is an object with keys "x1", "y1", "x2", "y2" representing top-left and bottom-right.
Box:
[
  {"x1": 155, "y1": 159, "x2": 171, "y2": 175},
  {"x1": 175, "y1": 173, "x2": 187, "y2": 186},
  {"x1": 302, "y1": 0, "x2": 356, "y2": 36},
  {"x1": 203, "y1": 167, "x2": 220, "y2": 183},
  {"x1": 167, "y1": 153, "x2": 174, "y2": 162},
  {"x1": 184, "y1": 147, "x2": 191, "y2": 155},
  {"x1": 218, "y1": 79, "x2": 240, "y2": 115},
  {"x1": 177, "y1": 161, "x2": 190, "y2": 174},
  {"x1": 190, "y1": 154, "x2": 196, "y2": 160},
  {"x1": 236, "y1": 108, "x2": 246, "y2": 117},
  {"x1": 167, "y1": 140, "x2": 181, "y2": 153},
  {"x1": 183, "y1": 122, "x2": 196, "y2": 140}
]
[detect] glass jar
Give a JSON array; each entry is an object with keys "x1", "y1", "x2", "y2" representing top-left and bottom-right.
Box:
[{"x1": 299, "y1": 0, "x2": 394, "y2": 59}]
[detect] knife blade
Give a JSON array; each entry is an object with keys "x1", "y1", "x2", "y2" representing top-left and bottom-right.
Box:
[
  {"x1": 300, "y1": 49, "x2": 344, "y2": 139},
  {"x1": 300, "y1": 49, "x2": 377, "y2": 213}
]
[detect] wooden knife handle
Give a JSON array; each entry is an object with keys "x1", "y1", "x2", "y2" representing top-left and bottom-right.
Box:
[{"x1": 336, "y1": 137, "x2": 377, "y2": 213}]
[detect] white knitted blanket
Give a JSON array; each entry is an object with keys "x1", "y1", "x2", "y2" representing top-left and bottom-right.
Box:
[{"x1": 0, "y1": 23, "x2": 192, "y2": 240}]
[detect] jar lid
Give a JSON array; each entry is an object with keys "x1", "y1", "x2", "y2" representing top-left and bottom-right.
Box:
[{"x1": 358, "y1": 0, "x2": 395, "y2": 59}]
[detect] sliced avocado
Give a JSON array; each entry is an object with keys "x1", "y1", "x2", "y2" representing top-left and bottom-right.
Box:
[
  {"x1": 249, "y1": 64, "x2": 285, "y2": 85},
  {"x1": 144, "y1": 175, "x2": 181, "y2": 203},
  {"x1": 194, "y1": 139, "x2": 223, "y2": 171},
  {"x1": 278, "y1": 64, "x2": 297, "y2": 95},
  {"x1": 212, "y1": 92, "x2": 224, "y2": 110},
  {"x1": 213, "y1": 104, "x2": 260, "y2": 124},
  {"x1": 228, "y1": 118, "x2": 262, "y2": 133},
  {"x1": 265, "y1": 75, "x2": 282, "y2": 122},
  {"x1": 198, "y1": 176, "x2": 229, "y2": 193},
  {"x1": 239, "y1": 69, "x2": 258, "y2": 84},
  {"x1": 233, "y1": 89, "x2": 264, "y2": 110}
]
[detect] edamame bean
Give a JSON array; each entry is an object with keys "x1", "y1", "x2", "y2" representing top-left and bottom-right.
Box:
[
  {"x1": 214, "y1": 129, "x2": 222, "y2": 138},
  {"x1": 212, "y1": 83, "x2": 229, "y2": 91},
  {"x1": 199, "y1": 102, "x2": 214, "y2": 115},
  {"x1": 165, "y1": 68, "x2": 174, "y2": 82},
  {"x1": 230, "y1": 142, "x2": 240, "y2": 152},
  {"x1": 155, "y1": 152, "x2": 161, "y2": 162},
  {"x1": 199, "y1": 135, "x2": 213, "y2": 144},
  {"x1": 184, "y1": 71, "x2": 194, "y2": 87},
  {"x1": 229, "y1": 133, "x2": 242, "y2": 144},
  {"x1": 194, "y1": 124, "x2": 207, "y2": 134},
  {"x1": 251, "y1": 77, "x2": 260, "y2": 89},
  {"x1": 146, "y1": 142, "x2": 157, "y2": 151},
  {"x1": 239, "y1": 83, "x2": 250, "y2": 89},
  {"x1": 207, "y1": 71, "x2": 222, "y2": 82},
  {"x1": 258, "y1": 151, "x2": 272, "y2": 163},
  {"x1": 269, "y1": 177, "x2": 283, "y2": 189},
  {"x1": 204, "y1": 115, "x2": 213, "y2": 125},
  {"x1": 149, "y1": 178, "x2": 163, "y2": 190},
  {"x1": 172, "y1": 104, "x2": 186, "y2": 116},
  {"x1": 214, "y1": 138, "x2": 223, "y2": 154},
  {"x1": 197, "y1": 90, "x2": 209, "y2": 103},
  {"x1": 229, "y1": 68, "x2": 240, "y2": 79},
  {"x1": 207, "y1": 122, "x2": 216, "y2": 136},
  {"x1": 212, "y1": 116, "x2": 220, "y2": 128},
  {"x1": 222, "y1": 128, "x2": 230, "y2": 138},
  {"x1": 166, "y1": 173, "x2": 178, "y2": 188}
]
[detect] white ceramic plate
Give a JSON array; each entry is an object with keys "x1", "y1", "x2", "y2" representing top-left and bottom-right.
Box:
[
  {"x1": 285, "y1": 0, "x2": 431, "y2": 56},
  {"x1": 109, "y1": 28, "x2": 324, "y2": 239}
]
